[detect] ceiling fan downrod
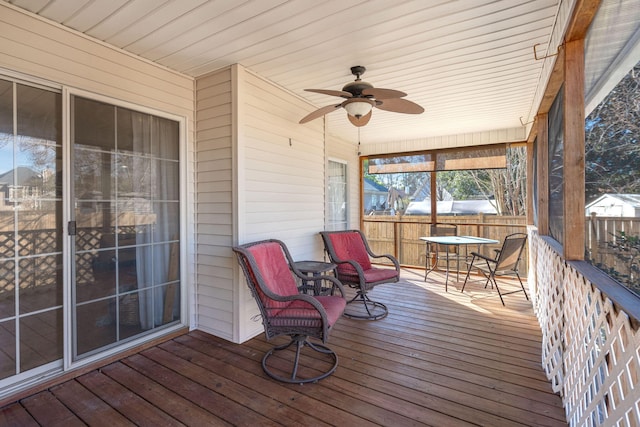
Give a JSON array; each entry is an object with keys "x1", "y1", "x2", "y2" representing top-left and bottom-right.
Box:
[{"x1": 350, "y1": 65, "x2": 366, "y2": 80}]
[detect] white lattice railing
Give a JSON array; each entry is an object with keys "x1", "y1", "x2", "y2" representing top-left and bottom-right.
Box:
[{"x1": 529, "y1": 229, "x2": 640, "y2": 426}]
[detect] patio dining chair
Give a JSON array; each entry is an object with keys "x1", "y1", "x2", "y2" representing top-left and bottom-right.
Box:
[
  {"x1": 461, "y1": 233, "x2": 529, "y2": 305},
  {"x1": 320, "y1": 229, "x2": 400, "y2": 320},
  {"x1": 233, "y1": 239, "x2": 346, "y2": 383},
  {"x1": 425, "y1": 223, "x2": 459, "y2": 280}
]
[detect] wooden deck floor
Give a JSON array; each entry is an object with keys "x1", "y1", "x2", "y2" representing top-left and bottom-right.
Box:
[{"x1": 0, "y1": 269, "x2": 567, "y2": 426}]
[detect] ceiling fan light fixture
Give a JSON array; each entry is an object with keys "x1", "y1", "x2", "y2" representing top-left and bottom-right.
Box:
[{"x1": 344, "y1": 99, "x2": 373, "y2": 118}]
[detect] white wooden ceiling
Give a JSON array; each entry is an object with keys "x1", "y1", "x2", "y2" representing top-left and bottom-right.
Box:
[{"x1": 4, "y1": 0, "x2": 562, "y2": 144}]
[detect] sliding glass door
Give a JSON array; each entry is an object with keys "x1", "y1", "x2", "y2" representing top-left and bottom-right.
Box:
[
  {"x1": 0, "y1": 77, "x2": 182, "y2": 392},
  {"x1": 71, "y1": 95, "x2": 181, "y2": 359}
]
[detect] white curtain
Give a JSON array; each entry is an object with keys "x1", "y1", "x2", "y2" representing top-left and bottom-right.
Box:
[{"x1": 131, "y1": 112, "x2": 178, "y2": 330}]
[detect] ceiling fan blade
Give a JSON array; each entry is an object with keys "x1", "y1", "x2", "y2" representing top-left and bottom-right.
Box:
[
  {"x1": 304, "y1": 89, "x2": 353, "y2": 98},
  {"x1": 348, "y1": 110, "x2": 372, "y2": 127},
  {"x1": 376, "y1": 98, "x2": 424, "y2": 114},
  {"x1": 362, "y1": 87, "x2": 407, "y2": 99},
  {"x1": 299, "y1": 103, "x2": 342, "y2": 124}
]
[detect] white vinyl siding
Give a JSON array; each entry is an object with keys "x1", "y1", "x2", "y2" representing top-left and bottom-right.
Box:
[
  {"x1": 0, "y1": 4, "x2": 193, "y2": 115},
  {"x1": 241, "y1": 69, "x2": 326, "y2": 259},
  {"x1": 194, "y1": 67, "x2": 236, "y2": 340}
]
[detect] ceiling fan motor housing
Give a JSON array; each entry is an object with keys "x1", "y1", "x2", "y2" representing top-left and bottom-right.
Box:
[{"x1": 342, "y1": 80, "x2": 374, "y2": 97}]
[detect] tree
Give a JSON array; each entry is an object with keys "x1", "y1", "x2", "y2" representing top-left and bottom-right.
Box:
[
  {"x1": 585, "y1": 62, "x2": 640, "y2": 200},
  {"x1": 437, "y1": 147, "x2": 527, "y2": 216}
]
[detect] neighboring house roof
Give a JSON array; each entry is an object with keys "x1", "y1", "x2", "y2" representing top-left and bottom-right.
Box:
[
  {"x1": 411, "y1": 180, "x2": 453, "y2": 202},
  {"x1": 0, "y1": 166, "x2": 40, "y2": 187},
  {"x1": 586, "y1": 194, "x2": 640, "y2": 209},
  {"x1": 404, "y1": 199, "x2": 498, "y2": 215},
  {"x1": 364, "y1": 177, "x2": 388, "y2": 193},
  {"x1": 585, "y1": 194, "x2": 640, "y2": 216}
]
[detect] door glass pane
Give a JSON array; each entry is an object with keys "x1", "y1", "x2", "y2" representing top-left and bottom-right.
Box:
[
  {"x1": 72, "y1": 95, "x2": 180, "y2": 359},
  {"x1": 0, "y1": 320, "x2": 16, "y2": 380},
  {"x1": 0, "y1": 79, "x2": 63, "y2": 380},
  {"x1": 20, "y1": 309, "x2": 62, "y2": 372},
  {"x1": 73, "y1": 97, "x2": 114, "y2": 150}
]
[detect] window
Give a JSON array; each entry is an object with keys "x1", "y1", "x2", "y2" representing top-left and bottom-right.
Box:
[
  {"x1": 362, "y1": 146, "x2": 527, "y2": 267},
  {"x1": 365, "y1": 145, "x2": 519, "y2": 218},
  {"x1": 326, "y1": 160, "x2": 347, "y2": 231}
]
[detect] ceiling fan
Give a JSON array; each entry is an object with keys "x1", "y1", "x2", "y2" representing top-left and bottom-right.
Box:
[{"x1": 299, "y1": 66, "x2": 424, "y2": 127}]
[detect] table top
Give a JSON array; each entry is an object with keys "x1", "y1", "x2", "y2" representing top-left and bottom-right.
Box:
[
  {"x1": 420, "y1": 235, "x2": 499, "y2": 245},
  {"x1": 293, "y1": 260, "x2": 336, "y2": 274}
]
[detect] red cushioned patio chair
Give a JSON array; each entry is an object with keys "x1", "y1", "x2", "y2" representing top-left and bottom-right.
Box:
[
  {"x1": 233, "y1": 239, "x2": 346, "y2": 383},
  {"x1": 320, "y1": 229, "x2": 400, "y2": 320}
]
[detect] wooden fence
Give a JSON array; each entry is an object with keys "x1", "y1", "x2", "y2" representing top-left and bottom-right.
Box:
[
  {"x1": 586, "y1": 214, "x2": 640, "y2": 292},
  {"x1": 362, "y1": 214, "x2": 640, "y2": 290},
  {"x1": 362, "y1": 214, "x2": 528, "y2": 274}
]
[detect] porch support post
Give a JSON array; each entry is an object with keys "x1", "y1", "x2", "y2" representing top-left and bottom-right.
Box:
[
  {"x1": 563, "y1": 38, "x2": 586, "y2": 260},
  {"x1": 430, "y1": 159, "x2": 437, "y2": 225}
]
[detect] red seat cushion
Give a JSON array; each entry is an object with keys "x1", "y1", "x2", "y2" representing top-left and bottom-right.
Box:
[
  {"x1": 271, "y1": 296, "x2": 346, "y2": 328},
  {"x1": 338, "y1": 267, "x2": 399, "y2": 284},
  {"x1": 314, "y1": 295, "x2": 347, "y2": 326},
  {"x1": 328, "y1": 232, "x2": 372, "y2": 275},
  {"x1": 247, "y1": 242, "x2": 299, "y2": 315}
]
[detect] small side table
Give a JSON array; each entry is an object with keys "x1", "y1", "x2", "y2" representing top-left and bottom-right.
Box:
[{"x1": 293, "y1": 260, "x2": 337, "y2": 295}]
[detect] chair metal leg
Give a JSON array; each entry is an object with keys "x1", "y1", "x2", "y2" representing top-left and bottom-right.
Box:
[
  {"x1": 516, "y1": 272, "x2": 529, "y2": 300},
  {"x1": 490, "y1": 275, "x2": 506, "y2": 306},
  {"x1": 461, "y1": 254, "x2": 477, "y2": 293},
  {"x1": 492, "y1": 272, "x2": 529, "y2": 306},
  {"x1": 343, "y1": 290, "x2": 388, "y2": 320},
  {"x1": 262, "y1": 334, "x2": 338, "y2": 384}
]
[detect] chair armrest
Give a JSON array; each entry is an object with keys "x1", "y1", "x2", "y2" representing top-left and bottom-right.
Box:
[
  {"x1": 336, "y1": 259, "x2": 367, "y2": 278},
  {"x1": 469, "y1": 252, "x2": 497, "y2": 264},
  {"x1": 326, "y1": 258, "x2": 370, "y2": 285},
  {"x1": 370, "y1": 253, "x2": 401, "y2": 272}
]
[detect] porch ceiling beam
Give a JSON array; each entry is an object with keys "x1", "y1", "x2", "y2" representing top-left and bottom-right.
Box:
[{"x1": 566, "y1": 0, "x2": 602, "y2": 41}]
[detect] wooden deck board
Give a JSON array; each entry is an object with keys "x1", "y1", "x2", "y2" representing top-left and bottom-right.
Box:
[
  {"x1": 0, "y1": 402, "x2": 39, "y2": 427},
  {"x1": 100, "y1": 361, "x2": 232, "y2": 426},
  {"x1": 20, "y1": 391, "x2": 86, "y2": 427},
  {"x1": 49, "y1": 379, "x2": 134, "y2": 427},
  {"x1": 0, "y1": 270, "x2": 567, "y2": 426}
]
